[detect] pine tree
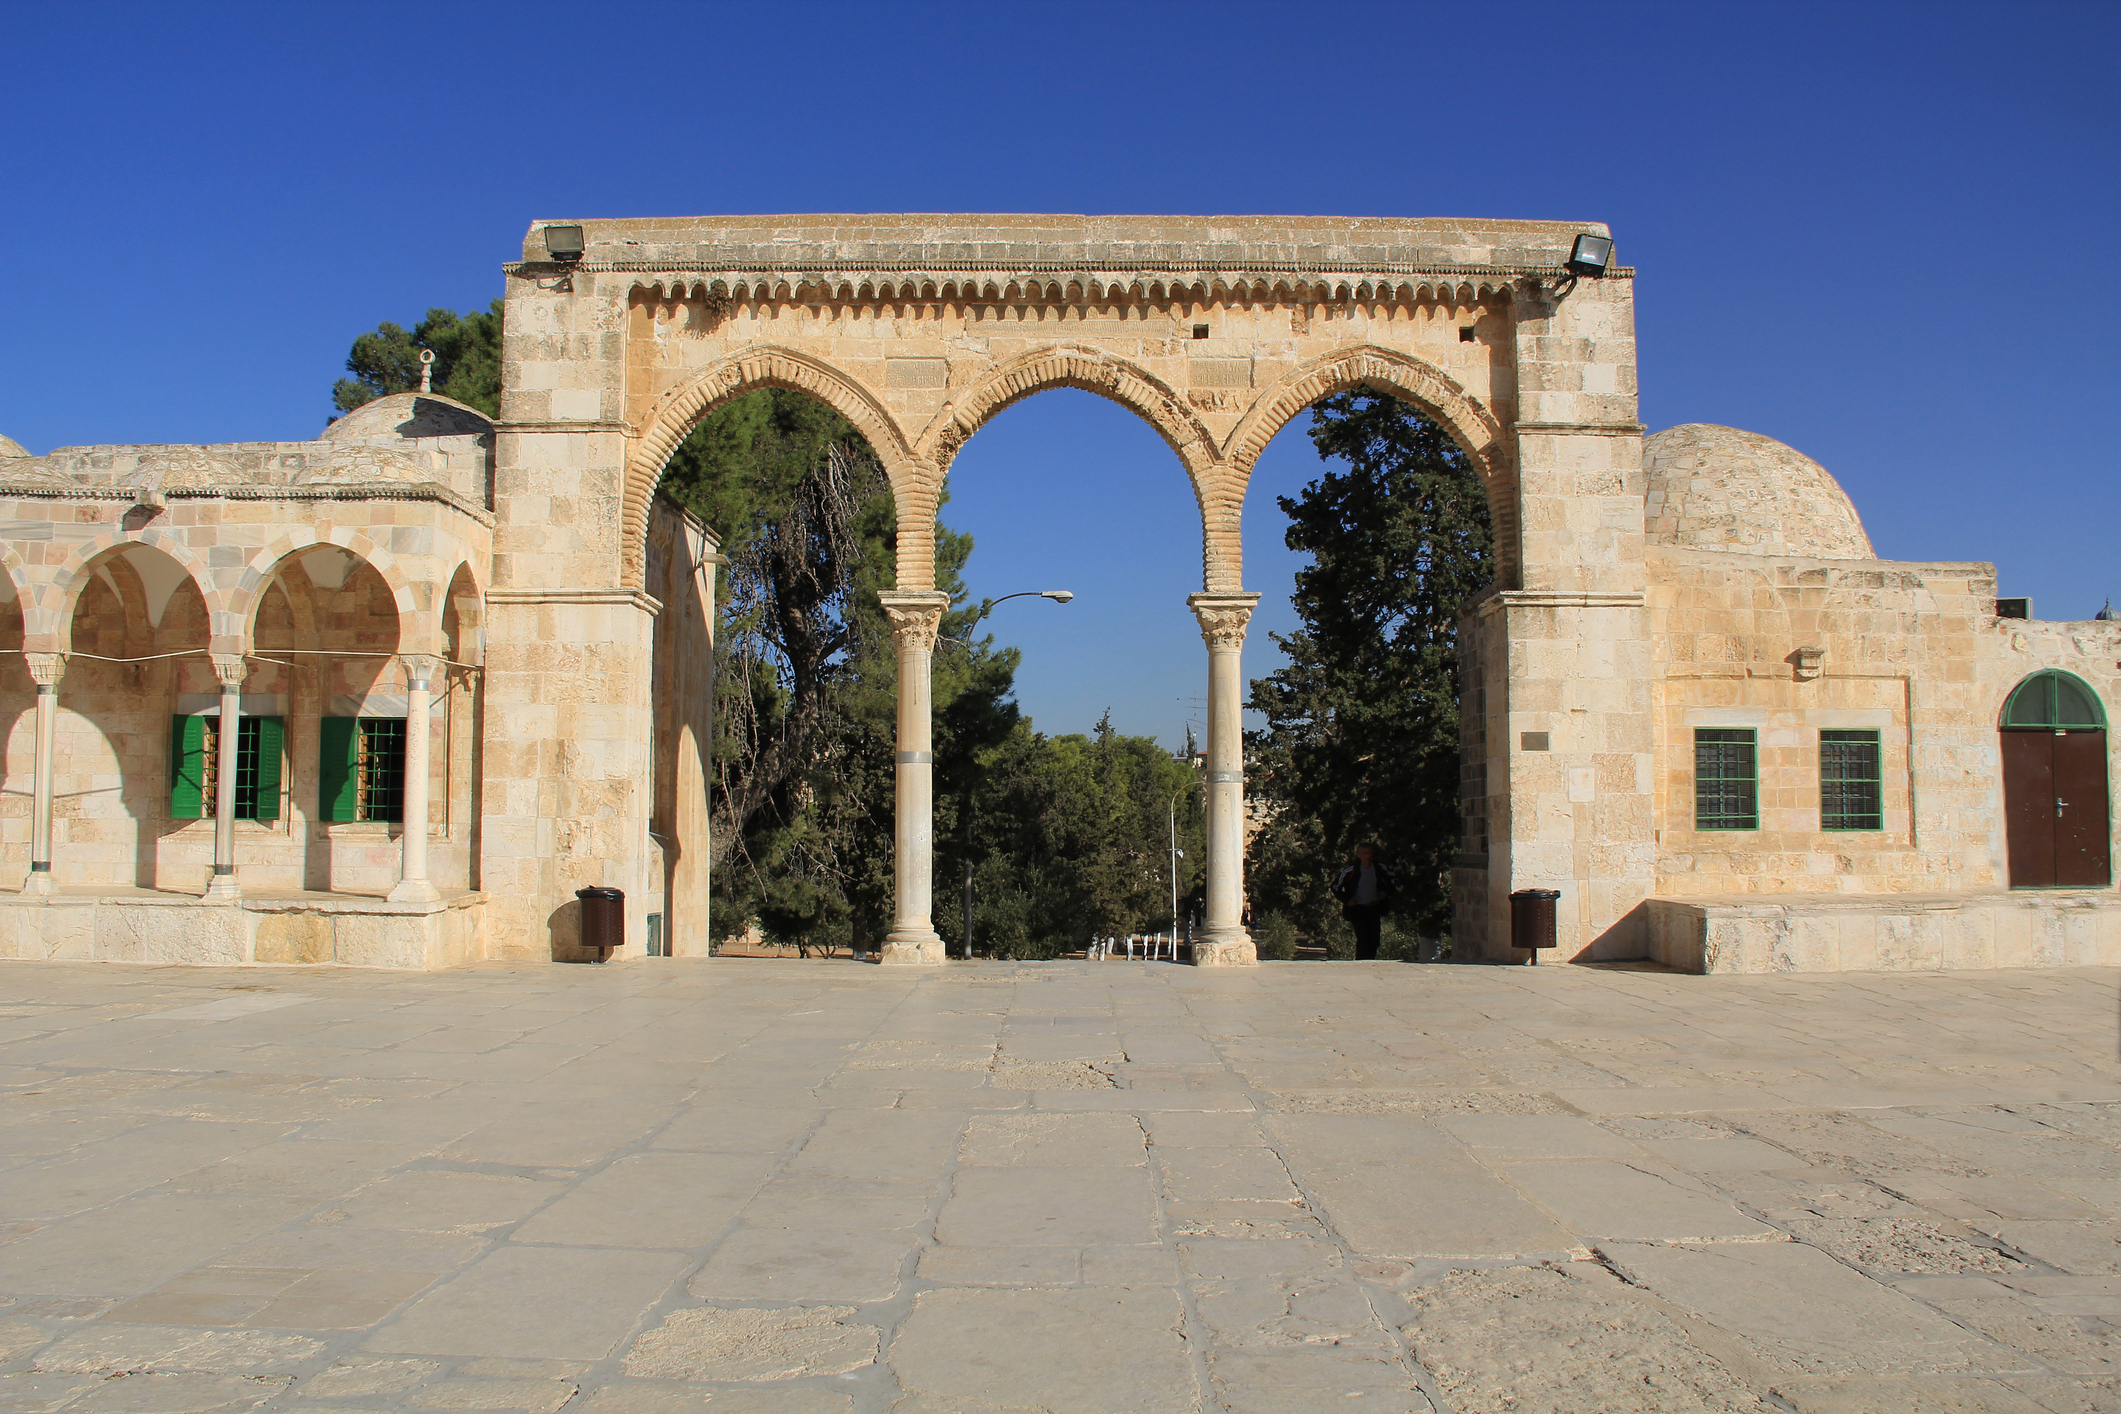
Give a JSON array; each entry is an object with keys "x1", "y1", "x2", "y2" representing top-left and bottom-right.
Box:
[{"x1": 1245, "y1": 391, "x2": 1494, "y2": 945}]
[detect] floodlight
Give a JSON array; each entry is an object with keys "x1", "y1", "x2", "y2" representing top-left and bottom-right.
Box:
[
  {"x1": 543, "y1": 225, "x2": 586, "y2": 264},
  {"x1": 1566, "y1": 233, "x2": 1613, "y2": 277}
]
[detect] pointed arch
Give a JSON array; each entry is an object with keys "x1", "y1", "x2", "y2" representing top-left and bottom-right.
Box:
[
  {"x1": 1224, "y1": 345, "x2": 1521, "y2": 588},
  {"x1": 915, "y1": 344, "x2": 1219, "y2": 485},
  {"x1": 229, "y1": 526, "x2": 422, "y2": 655},
  {"x1": 39, "y1": 529, "x2": 223, "y2": 655},
  {"x1": 622, "y1": 345, "x2": 917, "y2": 590}
]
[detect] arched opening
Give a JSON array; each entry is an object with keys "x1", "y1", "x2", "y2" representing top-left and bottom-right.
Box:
[
  {"x1": 932, "y1": 386, "x2": 1209, "y2": 959},
  {"x1": 0, "y1": 575, "x2": 30, "y2": 887},
  {"x1": 56, "y1": 545, "x2": 214, "y2": 890},
  {"x1": 638, "y1": 383, "x2": 907, "y2": 960},
  {"x1": 1238, "y1": 382, "x2": 1498, "y2": 962},
  {"x1": 2000, "y1": 670, "x2": 2110, "y2": 888},
  {"x1": 249, "y1": 545, "x2": 407, "y2": 895},
  {"x1": 439, "y1": 564, "x2": 484, "y2": 895}
]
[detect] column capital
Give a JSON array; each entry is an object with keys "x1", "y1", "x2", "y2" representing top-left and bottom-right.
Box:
[
  {"x1": 1186, "y1": 591, "x2": 1261, "y2": 651},
  {"x1": 877, "y1": 590, "x2": 951, "y2": 653},
  {"x1": 398, "y1": 654, "x2": 442, "y2": 690},
  {"x1": 210, "y1": 654, "x2": 249, "y2": 690},
  {"x1": 24, "y1": 652, "x2": 65, "y2": 688}
]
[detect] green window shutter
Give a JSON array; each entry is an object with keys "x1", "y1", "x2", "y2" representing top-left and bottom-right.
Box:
[
  {"x1": 169, "y1": 715, "x2": 208, "y2": 819},
  {"x1": 319, "y1": 717, "x2": 360, "y2": 822},
  {"x1": 252, "y1": 717, "x2": 284, "y2": 821}
]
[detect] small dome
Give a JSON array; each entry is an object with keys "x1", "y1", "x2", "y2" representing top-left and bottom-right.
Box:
[
  {"x1": 1643, "y1": 423, "x2": 1874, "y2": 560},
  {"x1": 0, "y1": 434, "x2": 28, "y2": 458},
  {"x1": 322, "y1": 393, "x2": 493, "y2": 444}
]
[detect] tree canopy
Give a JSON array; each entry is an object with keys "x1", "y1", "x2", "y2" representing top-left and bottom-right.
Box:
[
  {"x1": 1245, "y1": 390, "x2": 1494, "y2": 947},
  {"x1": 331, "y1": 301, "x2": 503, "y2": 417}
]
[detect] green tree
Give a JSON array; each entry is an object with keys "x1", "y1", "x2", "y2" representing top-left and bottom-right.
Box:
[
  {"x1": 1245, "y1": 391, "x2": 1494, "y2": 946},
  {"x1": 954, "y1": 715, "x2": 1204, "y2": 959},
  {"x1": 331, "y1": 301, "x2": 504, "y2": 417},
  {"x1": 662, "y1": 389, "x2": 1018, "y2": 951}
]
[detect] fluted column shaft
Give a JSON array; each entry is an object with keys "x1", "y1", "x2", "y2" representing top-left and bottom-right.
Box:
[
  {"x1": 204, "y1": 655, "x2": 247, "y2": 902},
  {"x1": 879, "y1": 591, "x2": 949, "y2": 965},
  {"x1": 24, "y1": 654, "x2": 64, "y2": 896},
  {"x1": 389, "y1": 656, "x2": 442, "y2": 904},
  {"x1": 1188, "y1": 592, "x2": 1260, "y2": 967}
]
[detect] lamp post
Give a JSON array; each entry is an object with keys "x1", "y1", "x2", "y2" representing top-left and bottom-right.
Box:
[
  {"x1": 1169, "y1": 796, "x2": 1184, "y2": 937},
  {"x1": 955, "y1": 590, "x2": 1073, "y2": 961}
]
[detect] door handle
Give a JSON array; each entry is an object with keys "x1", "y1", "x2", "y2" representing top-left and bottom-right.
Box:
[{"x1": 2056, "y1": 799, "x2": 2068, "y2": 817}]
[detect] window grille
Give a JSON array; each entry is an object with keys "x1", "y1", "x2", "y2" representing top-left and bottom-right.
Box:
[
  {"x1": 356, "y1": 719, "x2": 406, "y2": 823},
  {"x1": 1819, "y1": 729, "x2": 1883, "y2": 831},
  {"x1": 1694, "y1": 728, "x2": 1758, "y2": 830}
]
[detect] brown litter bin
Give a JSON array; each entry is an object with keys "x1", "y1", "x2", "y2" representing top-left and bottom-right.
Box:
[
  {"x1": 576, "y1": 886, "x2": 624, "y2": 962},
  {"x1": 1509, "y1": 888, "x2": 1559, "y2": 964}
]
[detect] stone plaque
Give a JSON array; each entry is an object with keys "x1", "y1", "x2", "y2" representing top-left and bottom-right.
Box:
[
  {"x1": 886, "y1": 358, "x2": 950, "y2": 389},
  {"x1": 1188, "y1": 358, "x2": 1252, "y2": 388}
]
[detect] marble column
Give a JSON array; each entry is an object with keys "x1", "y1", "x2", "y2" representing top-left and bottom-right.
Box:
[
  {"x1": 204, "y1": 654, "x2": 246, "y2": 902},
  {"x1": 388, "y1": 655, "x2": 441, "y2": 904},
  {"x1": 23, "y1": 653, "x2": 64, "y2": 896},
  {"x1": 1188, "y1": 592, "x2": 1260, "y2": 966},
  {"x1": 878, "y1": 590, "x2": 949, "y2": 965}
]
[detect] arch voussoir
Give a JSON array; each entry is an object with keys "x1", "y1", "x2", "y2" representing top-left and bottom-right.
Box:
[
  {"x1": 917, "y1": 346, "x2": 1220, "y2": 489},
  {"x1": 621, "y1": 346, "x2": 913, "y2": 589},
  {"x1": 1227, "y1": 345, "x2": 1520, "y2": 586}
]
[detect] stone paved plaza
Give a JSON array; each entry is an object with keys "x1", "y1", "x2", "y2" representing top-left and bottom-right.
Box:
[{"x1": 0, "y1": 959, "x2": 2117, "y2": 1413}]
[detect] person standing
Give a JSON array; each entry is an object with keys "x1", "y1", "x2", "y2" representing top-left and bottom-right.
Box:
[{"x1": 1332, "y1": 844, "x2": 1397, "y2": 961}]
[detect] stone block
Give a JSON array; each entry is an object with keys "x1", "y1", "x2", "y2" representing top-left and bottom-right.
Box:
[{"x1": 251, "y1": 913, "x2": 333, "y2": 965}]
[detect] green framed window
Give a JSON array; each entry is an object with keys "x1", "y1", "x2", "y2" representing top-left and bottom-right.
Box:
[
  {"x1": 2002, "y1": 670, "x2": 2107, "y2": 730},
  {"x1": 320, "y1": 717, "x2": 405, "y2": 823},
  {"x1": 168, "y1": 715, "x2": 282, "y2": 821},
  {"x1": 1820, "y1": 729, "x2": 1883, "y2": 831},
  {"x1": 1694, "y1": 728, "x2": 1758, "y2": 830}
]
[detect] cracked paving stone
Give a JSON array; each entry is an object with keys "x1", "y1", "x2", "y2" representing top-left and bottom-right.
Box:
[
  {"x1": 620, "y1": 1307, "x2": 878, "y2": 1382},
  {"x1": 1402, "y1": 1264, "x2": 1764, "y2": 1412}
]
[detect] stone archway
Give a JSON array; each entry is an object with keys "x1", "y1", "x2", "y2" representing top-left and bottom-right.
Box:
[{"x1": 488, "y1": 215, "x2": 1645, "y2": 966}]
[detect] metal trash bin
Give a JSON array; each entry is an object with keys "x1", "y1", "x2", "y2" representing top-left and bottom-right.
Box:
[
  {"x1": 1509, "y1": 888, "x2": 1559, "y2": 964},
  {"x1": 576, "y1": 886, "x2": 624, "y2": 962}
]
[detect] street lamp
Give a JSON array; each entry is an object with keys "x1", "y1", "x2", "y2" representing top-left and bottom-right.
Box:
[
  {"x1": 959, "y1": 589, "x2": 1073, "y2": 960},
  {"x1": 1167, "y1": 784, "x2": 1192, "y2": 939}
]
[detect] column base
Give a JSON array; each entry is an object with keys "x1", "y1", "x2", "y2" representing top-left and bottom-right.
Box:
[
  {"x1": 21, "y1": 869, "x2": 54, "y2": 897},
  {"x1": 1192, "y1": 932, "x2": 1258, "y2": 967},
  {"x1": 202, "y1": 874, "x2": 242, "y2": 904},
  {"x1": 388, "y1": 878, "x2": 443, "y2": 905},
  {"x1": 879, "y1": 930, "x2": 946, "y2": 966}
]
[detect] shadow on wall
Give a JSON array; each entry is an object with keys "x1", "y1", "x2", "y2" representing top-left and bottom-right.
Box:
[
  {"x1": 1583, "y1": 899, "x2": 1651, "y2": 964},
  {"x1": 549, "y1": 895, "x2": 584, "y2": 963}
]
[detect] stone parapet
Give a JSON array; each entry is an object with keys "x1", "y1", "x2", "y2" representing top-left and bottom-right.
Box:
[
  {"x1": 0, "y1": 891, "x2": 487, "y2": 969},
  {"x1": 1646, "y1": 892, "x2": 2121, "y2": 974}
]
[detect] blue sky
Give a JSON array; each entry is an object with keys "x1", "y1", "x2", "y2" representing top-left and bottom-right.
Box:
[{"x1": 3, "y1": 1, "x2": 2114, "y2": 747}]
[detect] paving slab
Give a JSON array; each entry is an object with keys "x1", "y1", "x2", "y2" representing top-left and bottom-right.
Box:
[
  {"x1": 1, "y1": 959, "x2": 2117, "y2": 1413},
  {"x1": 1605, "y1": 1240, "x2": 2029, "y2": 1376}
]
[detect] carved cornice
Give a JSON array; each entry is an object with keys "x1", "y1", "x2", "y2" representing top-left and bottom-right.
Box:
[
  {"x1": 1188, "y1": 592, "x2": 1261, "y2": 651},
  {"x1": 878, "y1": 591, "x2": 950, "y2": 653},
  {"x1": 516, "y1": 259, "x2": 1633, "y2": 287}
]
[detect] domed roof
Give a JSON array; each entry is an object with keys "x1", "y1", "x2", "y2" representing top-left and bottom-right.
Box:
[
  {"x1": 0, "y1": 434, "x2": 28, "y2": 458},
  {"x1": 1643, "y1": 424, "x2": 1874, "y2": 559},
  {"x1": 321, "y1": 393, "x2": 493, "y2": 444}
]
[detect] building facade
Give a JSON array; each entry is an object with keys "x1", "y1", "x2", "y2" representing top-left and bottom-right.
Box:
[{"x1": 1, "y1": 215, "x2": 2113, "y2": 971}]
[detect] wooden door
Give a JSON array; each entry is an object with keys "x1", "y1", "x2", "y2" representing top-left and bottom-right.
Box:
[
  {"x1": 2054, "y1": 730, "x2": 2112, "y2": 887},
  {"x1": 2002, "y1": 730, "x2": 2057, "y2": 886}
]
